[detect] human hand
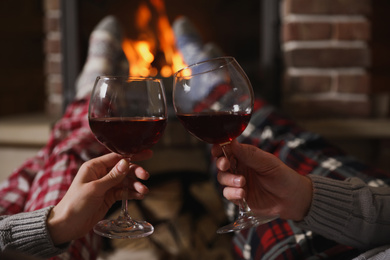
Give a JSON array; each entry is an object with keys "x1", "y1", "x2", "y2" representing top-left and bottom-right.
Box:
[
  {"x1": 212, "y1": 140, "x2": 312, "y2": 221},
  {"x1": 47, "y1": 151, "x2": 152, "y2": 245}
]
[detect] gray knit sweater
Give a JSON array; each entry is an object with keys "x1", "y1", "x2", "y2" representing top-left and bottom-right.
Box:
[
  {"x1": 297, "y1": 175, "x2": 390, "y2": 260},
  {"x1": 0, "y1": 206, "x2": 68, "y2": 258}
]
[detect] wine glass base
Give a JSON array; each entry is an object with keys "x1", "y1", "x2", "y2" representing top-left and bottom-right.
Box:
[
  {"x1": 216, "y1": 215, "x2": 279, "y2": 234},
  {"x1": 94, "y1": 219, "x2": 154, "y2": 239}
]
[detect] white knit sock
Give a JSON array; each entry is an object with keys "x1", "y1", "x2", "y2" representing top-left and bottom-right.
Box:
[{"x1": 75, "y1": 15, "x2": 129, "y2": 99}]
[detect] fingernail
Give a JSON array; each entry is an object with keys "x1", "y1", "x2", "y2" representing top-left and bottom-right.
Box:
[
  {"x1": 117, "y1": 159, "x2": 127, "y2": 173},
  {"x1": 233, "y1": 177, "x2": 242, "y2": 186}
]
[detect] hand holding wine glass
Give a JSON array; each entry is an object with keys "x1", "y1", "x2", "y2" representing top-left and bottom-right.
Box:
[
  {"x1": 212, "y1": 140, "x2": 314, "y2": 223},
  {"x1": 48, "y1": 152, "x2": 152, "y2": 245},
  {"x1": 88, "y1": 76, "x2": 167, "y2": 239},
  {"x1": 173, "y1": 57, "x2": 278, "y2": 233}
]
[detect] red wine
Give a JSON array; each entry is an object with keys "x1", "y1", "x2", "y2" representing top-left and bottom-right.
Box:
[
  {"x1": 89, "y1": 117, "x2": 167, "y2": 157},
  {"x1": 176, "y1": 112, "x2": 251, "y2": 144}
]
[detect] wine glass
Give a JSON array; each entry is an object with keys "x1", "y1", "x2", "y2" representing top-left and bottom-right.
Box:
[
  {"x1": 173, "y1": 56, "x2": 278, "y2": 233},
  {"x1": 88, "y1": 76, "x2": 167, "y2": 239}
]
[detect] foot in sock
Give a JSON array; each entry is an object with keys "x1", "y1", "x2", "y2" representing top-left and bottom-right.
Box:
[{"x1": 75, "y1": 15, "x2": 129, "y2": 99}]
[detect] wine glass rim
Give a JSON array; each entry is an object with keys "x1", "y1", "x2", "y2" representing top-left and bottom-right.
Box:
[
  {"x1": 96, "y1": 75, "x2": 162, "y2": 82},
  {"x1": 174, "y1": 56, "x2": 236, "y2": 78}
]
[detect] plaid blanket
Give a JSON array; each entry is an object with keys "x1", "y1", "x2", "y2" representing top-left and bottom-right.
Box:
[
  {"x1": 219, "y1": 99, "x2": 390, "y2": 260},
  {"x1": 0, "y1": 98, "x2": 109, "y2": 259}
]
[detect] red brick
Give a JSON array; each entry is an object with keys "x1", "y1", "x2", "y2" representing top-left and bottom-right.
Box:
[
  {"x1": 45, "y1": 79, "x2": 63, "y2": 95},
  {"x1": 284, "y1": 73, "x2": 332, "y2": 94},
  {"x1": 283, "y1": 19, "x2": 371, "y2": 42},
  {"x1": 282, "y1": 21, "x2": 332, "y2": 41},
  {"x1": 331, "y1": 0, "x2": 371, "y2": 14},
  {"x1": 44, "y1": 15, "x2": 61, "y2": 33},
  {"x1": 44, "y1": 0, "x2": 60, "y2": 12},
  {"x1": 282, "y1": 96, "x2": 372, "y2": 118},
  {"x1": 284, "y1": 47, "x2": 370, "y2": 67},
  {"x1": 283, "y1": 0, "x2": 371, "y2": 15},
  {"x1": 334, "y1": 21, "x2": 371, "y2": 41},
  {"x1": 45, "y1": 59, "x2": 62, "y2": 75},
  {"x1": 45, "y1": 81, "x2": 63, "y2": 95},
  {"x1": 44, "y1": 36, "x2": 61, "y2": 54},
  {"x1": 337, "y1": 73, "x2": 370, "y2": 94}
]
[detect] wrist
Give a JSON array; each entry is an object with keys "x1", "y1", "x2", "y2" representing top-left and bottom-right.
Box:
[
  {"x1": 47, "y1": 206, "x2": 72, "y2": 246},
  {"x1": 287, "y1": 175, "x2": 313, "y2": 221},
  {"x1": 299, "y1": 175, "x2": 313, "y2": 220}
]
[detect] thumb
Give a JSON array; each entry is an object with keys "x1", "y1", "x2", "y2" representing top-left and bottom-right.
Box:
[
  {"x1": 96, "y1": 159, "x2": 129, "y2": 191},
  {"x1": 231, "y1": 141, "x2": 281, "y2": 173}
]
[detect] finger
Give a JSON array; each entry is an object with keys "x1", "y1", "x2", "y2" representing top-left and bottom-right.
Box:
[
  {"x1": 129, "y1": 164, "x2": 150, "y2": 181},
  {"x1": 216, "y1": 156, "x2": 231, "y2": 172},
  {"x1": 217, "y1": 171, "x2": 246, "y2": 187},
  {"x1": 223, "y1": 187, "x2": 245, "y2": 201},
  {"x1": 95, "y1": 159, "x2": 129, "y2": 191},
  {"x1": 112, "y1": 181, "x2": 149, "y2": 201},
  {"x1": 132, "y1": 181, "x2": 149, "y2": 195},
  {"x1": 92, "y1": 153, "x2": 122, "y2": 169},
  {"x1": 75, "y1": 153, "x2": 122, "y2": 182},
  {"x1": 126, "y1": 190, "x2": 145, "y2": 200}
]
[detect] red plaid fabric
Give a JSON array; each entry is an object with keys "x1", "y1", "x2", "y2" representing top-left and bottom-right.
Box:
[{"x1": 0, "y1": 98, "x2": 109, "y2": 260}]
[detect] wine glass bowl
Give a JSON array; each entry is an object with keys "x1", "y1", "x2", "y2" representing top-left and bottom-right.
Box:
[
  {"x1": 173, "y1": 57, "x2": 254, "y2": 146},
  {"x1": 88, "y1": 76, "x2": 167, "y2": 239},
  {"x1": 173, "y1": 57, "x2": 278, "y2": 233}
]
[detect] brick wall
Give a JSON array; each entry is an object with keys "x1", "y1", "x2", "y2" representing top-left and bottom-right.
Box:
[
  {"x1": 281, "y1": 0, "x2": 375, "y2": 118},
  {"x1": 43, "y1": 0, "x2": 62, "y2": 116}
]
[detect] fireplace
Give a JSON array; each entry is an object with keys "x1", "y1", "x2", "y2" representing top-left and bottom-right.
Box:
[{"x1": 45, "y1": 0, "x2": 281, "y2": 115}]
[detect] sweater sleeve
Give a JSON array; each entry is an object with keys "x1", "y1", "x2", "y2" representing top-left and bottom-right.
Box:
[
  {"x1": 0, "y1": 206, "x2": 69, "y2": 257},
  {"x1": 296, "y1": 175, "x2": 390, "y2": 250}
]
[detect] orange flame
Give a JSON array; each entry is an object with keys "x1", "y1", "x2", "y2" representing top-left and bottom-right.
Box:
[{"x1": 122, "y1": 0, "x2": 186, "y2": 77}]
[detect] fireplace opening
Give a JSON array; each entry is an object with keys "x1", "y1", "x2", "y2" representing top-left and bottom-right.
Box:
[
  {"x1": 61, "y1": 0, "x2": 282, "y2": 109},
  {"x1": 117, "y1": 0, "x2": 188, "y2": 78}
]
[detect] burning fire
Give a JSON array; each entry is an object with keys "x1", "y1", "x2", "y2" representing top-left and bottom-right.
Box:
[{"x1": 122, "y1": 0, "x2": 187, "y2": 77}]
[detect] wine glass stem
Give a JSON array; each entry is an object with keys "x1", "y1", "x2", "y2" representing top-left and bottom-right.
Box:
[
  {"x1": 238, "y1": 198, "x2": 252, "y2": 217},
  {"x1": 220, "y1": 142, "x2": 253, "y2": 218},
  {"x1": 120, "y1": 175, "x2": 131, "y2": 219}
]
